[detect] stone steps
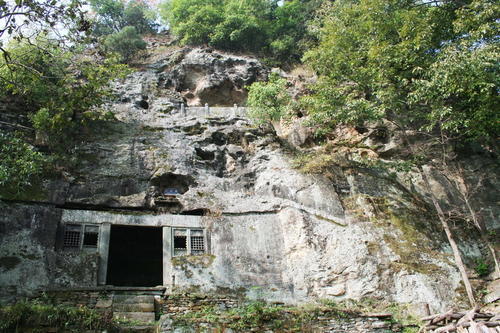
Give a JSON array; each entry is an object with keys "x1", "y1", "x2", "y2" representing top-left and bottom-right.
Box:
[
  {"x1": 111, "y1": 294, "x2": 157, "y2": 326},
  {"x1": 113, "y1": 302, "x2": 155, "y2": 312}
]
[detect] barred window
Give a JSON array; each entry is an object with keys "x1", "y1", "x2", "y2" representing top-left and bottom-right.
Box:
[
  {"x1": 172, "y1": 228, "x2": 205, "y2": 256},
  {"x1": 190, "y1": 229, "x2": 205, "y2": 255},
  {"x1": 63, "y1": 224, "x2": 81, "y2": 249},
  {"x1": 63, "y1": 224, "x2": 99, "y2": 250}
]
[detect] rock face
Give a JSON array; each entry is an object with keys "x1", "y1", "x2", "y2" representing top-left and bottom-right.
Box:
[
  {"x1": 1, "y1": 46, "x2": 499, "y2": 314},
  {"x1": 153, "y1": 47, "x2": 267, "y2": 106}
]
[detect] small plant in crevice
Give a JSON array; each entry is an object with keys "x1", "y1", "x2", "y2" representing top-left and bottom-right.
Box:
[{"x1": 474, "y1": 258, "x2": 490, "y2": 277}]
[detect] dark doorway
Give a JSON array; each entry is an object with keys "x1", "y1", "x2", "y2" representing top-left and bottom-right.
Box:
[{"x1": 107, "y1": 225, "x2": 163, "y2": 286}]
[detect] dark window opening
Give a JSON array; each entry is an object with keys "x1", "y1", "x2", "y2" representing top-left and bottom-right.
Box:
[
  {"x1": 135, "y1": 99, "x2": 149, "y2": 109},
  {"x1": 174, "y1": 236, "x2": 187, "y2": 248},
  {"x1": 173, "y1": 229, "x2": 187, "y2": 256},
  {"x1": 151, "y1": 173, "x2": 196, "y2": 194},
  {"x1": 106, "y1": 225, "x2": 163, "y2": 287},
  {"x1": 83, "y1": 225, "x2": 99, "y2": 247}
]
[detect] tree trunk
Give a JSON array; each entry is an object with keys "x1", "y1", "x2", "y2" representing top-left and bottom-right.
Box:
[
  {"x1": 454, "y1": 168, "x2": 500, "y2": 277},
  {"x1": 420, "y1": 167, "x2": 476, "y2": 307},
  {"x1": 464, "y1": 196, "x2": 500, "y2": 277},
  {"x1": 388, "y1": 122, "x2": 477, "y2": 307}
]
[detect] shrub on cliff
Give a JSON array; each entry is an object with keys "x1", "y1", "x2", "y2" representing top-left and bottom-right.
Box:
[
  {"x1": 247, "y1": 73, "x2": 294, "y2": 124},
  {"x1": 0, "y1": 133, "x2": 46, "y2": 199},
  {"x1": 104, "y1": 26, "x2": 147, "y2": 62}
]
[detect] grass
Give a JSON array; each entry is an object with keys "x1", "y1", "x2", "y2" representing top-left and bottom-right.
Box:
[
  {"x1": 173, "y1": 300, "x2": 355, "y2": 331},
  {"x1": 0, "y1": 300, "x2": 118, "y2": 332},
  {"x1": 171, "y1": 298, "x2": 423, "y2": 331}
]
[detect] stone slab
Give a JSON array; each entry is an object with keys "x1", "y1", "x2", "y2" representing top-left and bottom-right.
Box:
[
  {"x1": 113, "y1": 295, "x2": 155, "y2": 304},
  {"x1": 118, "y1": 326, "x2": 156, "y2": 333},
  {"x1": 113, "y1": 311, "x2": 155, "y2": 323},
  {"x1": 113, "y1": 303, "x2": 155, "y2": 312},
  {"x1": 95, "y1": 298, "x2": 113, "y2": 308}
]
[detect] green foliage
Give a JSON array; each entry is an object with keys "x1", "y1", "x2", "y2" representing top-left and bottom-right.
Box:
[
  {"x1": 412, "y1": 0, "x2": 500, "y2": 139},
  {"x1": 210, "y1": 14, "x2": 267, "y2": 52},
  {"x1": 175, "y1": 300, "x2": 351, "y2": 330},
  {"x1": 302, "y1": 0, "x2": 499, "y2": 141},
  {"x1": 247, "y1": 73, "x2": 293, "y2": 124},
  {"x1": 475, "y1": 258, "x2": 490, "y2": 277},
  {"x1": 161, "y1": 0, "x2": 223, "y2": 45},
  {"x1": 104, "y1": 26, "x2": 148, "y2": 62},
  {"x1": 89, "y1": 0, "x2": 158, "y2": 36},
  {"x1": 0, "y1": 0, "x2": 87, "y2": 50},
  {"x1": 226, "y1": 301, "x2": 283, "y2": 329},
  {"x1": 173, "y1": 297, "x2": 425, "y2": 331},
  {"x1": 0, "y1": 300, "x2": 117, "y2": 332},
  {"x1": 0, "y1": 133, "x2": 46, "y2": 198},
  {"x1": 269, "y1": 0, "x2": 321, "y2": 62},
  {"x1": 160, "y1": 0, "x2": 319, "y2": 61},
  {"x1": 0, "y1": 37, "x2": 129, "y2": 152}
]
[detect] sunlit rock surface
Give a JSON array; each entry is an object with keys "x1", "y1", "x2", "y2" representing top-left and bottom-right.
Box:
[{"x1": 1, "y1": 46, "x2": 499, "y2": 314}]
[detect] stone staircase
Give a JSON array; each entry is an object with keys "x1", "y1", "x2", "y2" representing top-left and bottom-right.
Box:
[
  {"x1": 111, "y1": 294, "x2": 156, "y2": 323},
  {"x1": 42, "y1": 287, "x2": 164, "y2": 332}
]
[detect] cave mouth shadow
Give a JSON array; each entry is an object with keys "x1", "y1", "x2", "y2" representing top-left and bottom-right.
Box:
[{"x1": 106, "y1": 225, "x2": 163, "y2": 287}]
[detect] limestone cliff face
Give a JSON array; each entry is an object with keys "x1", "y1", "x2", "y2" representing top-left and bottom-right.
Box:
[{"x1": 1, "y1": 46, "x2": 498, "y2": 313}]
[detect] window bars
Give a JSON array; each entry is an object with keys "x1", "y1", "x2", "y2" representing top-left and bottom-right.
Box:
[
  {"x1": 63, "y1": 224, "x2": 99, "y2": 250},
  {"x1": 172, "y1": 228, "x2": 205, "y2": 256}
]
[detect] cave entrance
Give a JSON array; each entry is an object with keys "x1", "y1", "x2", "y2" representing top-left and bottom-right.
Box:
[{"x1": 106, "y1": 225, "x2": 163, "y2": 287}]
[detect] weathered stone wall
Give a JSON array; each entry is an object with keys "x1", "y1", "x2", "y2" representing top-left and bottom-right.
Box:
[
  {"x1": 161, "y1": 293, "x2": 240, "y2": 315},
  {"x1": 167, "y1": 210, "x2": 461, "y2": 313},
  {"x1": 158, "y1": 294, "x2": 407, "y2": 333},
  {"x1": 27, "y1": 290, "x2": 410, "y2": 332},
  {"x1": 0, "y1": 202, "x2": 60, "y2": 301},
  {"x1": 160, "y1": 315, "x2": 405, "y2": 333},
  {"x1": 0, "y1": 202, "x2": 99, "y2": 302}
]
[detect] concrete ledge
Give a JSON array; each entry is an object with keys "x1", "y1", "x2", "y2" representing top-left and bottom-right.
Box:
[{"x1": 44, "y1": 286, "x2": 166, "y2": 292}]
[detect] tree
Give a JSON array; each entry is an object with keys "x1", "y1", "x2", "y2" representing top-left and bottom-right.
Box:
[
  {"x1": 0, "y1": 0, "x2": 88, "y2": 60},
  {"x1": 160, "y1": 0, "x2": 319, "y2": 59},
  {"x1": 303, "y1": 0, "x2": 498, "y2": 140},
  {"x1": 160, "y1": 0, "x2": 224, "y2": 45},
  {"x1": 299, "y1": 0, "x2": 500, "y2": 307},
  {"x1": 0, "y1": 38, "x2": 129, "y2": 151},
  {"x1": 89, "y1": 0, "x2": 158, "y2": 36},
  {"x1": 413, "y1": 0, "x2": 499, "y2": 140},
  {"x1": 103, "y1": 26, "x2": 147, "y2": 62},
  {"x1": 88, "y1": 0, "x2": 125, "y2": 35},
  {"x1": 210, "y1": 14, "x2": 267, "y2": 52},
  {"x1": 0, "y1": 132, "x2": 46, "y2": 198},
  {"x1": 269, "y1": 0, "x2": 321, "y2": 62}
]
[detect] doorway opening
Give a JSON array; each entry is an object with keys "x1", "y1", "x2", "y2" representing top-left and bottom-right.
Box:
[{"x1": 106, "y1": 225, "x2": 163, "y2": 286}]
